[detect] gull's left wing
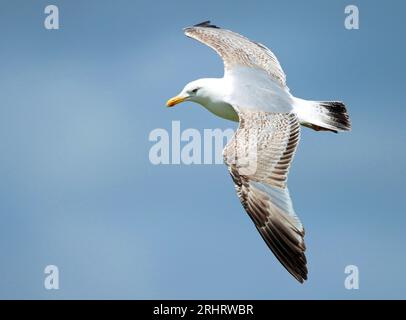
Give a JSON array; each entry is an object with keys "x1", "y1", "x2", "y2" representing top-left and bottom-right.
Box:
[
  {"x1": 184, "y1": 21, "x2": 287, "y2": 87},
  {"x1": 223, "y1": 111, "x2": 307, "y2": 282}
]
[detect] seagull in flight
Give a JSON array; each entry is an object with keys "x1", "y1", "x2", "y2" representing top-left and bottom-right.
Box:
[{"x1": 166, "y1": 21, "x2": 351, "y2": 283}]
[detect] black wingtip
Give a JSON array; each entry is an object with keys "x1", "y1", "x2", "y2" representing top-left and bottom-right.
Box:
[{"x1": 192, "y1": 20, "x2": 220, "y2": 28}]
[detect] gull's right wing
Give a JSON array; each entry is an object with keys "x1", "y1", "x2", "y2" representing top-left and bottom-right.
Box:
[{"x1": 223, "y1": 110, "x2": 307, "y2": 283}]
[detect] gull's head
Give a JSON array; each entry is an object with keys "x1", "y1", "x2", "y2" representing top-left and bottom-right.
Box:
[{"x1": 166, "y1": 78, "x2": 223, "y2": 108}]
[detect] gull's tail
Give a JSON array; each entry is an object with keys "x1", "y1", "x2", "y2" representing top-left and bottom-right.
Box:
[{"x1": 293, "y1": 98, "x2": 351, "y2": 133}]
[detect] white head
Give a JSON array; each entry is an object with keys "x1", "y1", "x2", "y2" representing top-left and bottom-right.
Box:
[{"x1": 166, "y1": 78, "x2": 225, "y2": 108}]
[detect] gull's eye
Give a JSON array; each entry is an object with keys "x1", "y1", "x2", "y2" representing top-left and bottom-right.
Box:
[{"x1": 191, "y1": 88, "x2": 199, "y2": 94}]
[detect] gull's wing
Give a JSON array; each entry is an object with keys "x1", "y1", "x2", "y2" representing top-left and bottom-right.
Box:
[
  {"x1": 223, "y1": 111, "x2": 307, "y2": 283},
  {"x1": 184, "y1": 21, "x2": 286, "y2": 87}
]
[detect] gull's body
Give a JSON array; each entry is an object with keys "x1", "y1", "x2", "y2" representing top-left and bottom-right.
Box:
[{"x1": 167, "y1": 21, "x2": 351, "y2": 283}]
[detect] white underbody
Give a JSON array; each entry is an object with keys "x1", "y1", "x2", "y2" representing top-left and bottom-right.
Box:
[{"x1": 187, "y1": 67, "x2": 311, "y2": 124}]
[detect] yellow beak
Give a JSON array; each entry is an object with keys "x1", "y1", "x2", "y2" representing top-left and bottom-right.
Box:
[{"x1": 166, "y1": 95, "x2": 187, "y2": 107}]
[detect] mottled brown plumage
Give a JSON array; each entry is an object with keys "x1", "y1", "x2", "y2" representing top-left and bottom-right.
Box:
[
  {"x1": 184, "y1": 24, "x2": 287, "y2": 87},
  {"x1": 223, "y1": 111, "x2": 307, "y2": 282}
]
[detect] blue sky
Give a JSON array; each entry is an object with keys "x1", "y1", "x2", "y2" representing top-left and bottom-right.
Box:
[{"x1": 0, "y1": 0, "x2": 405, "y2": 299}]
